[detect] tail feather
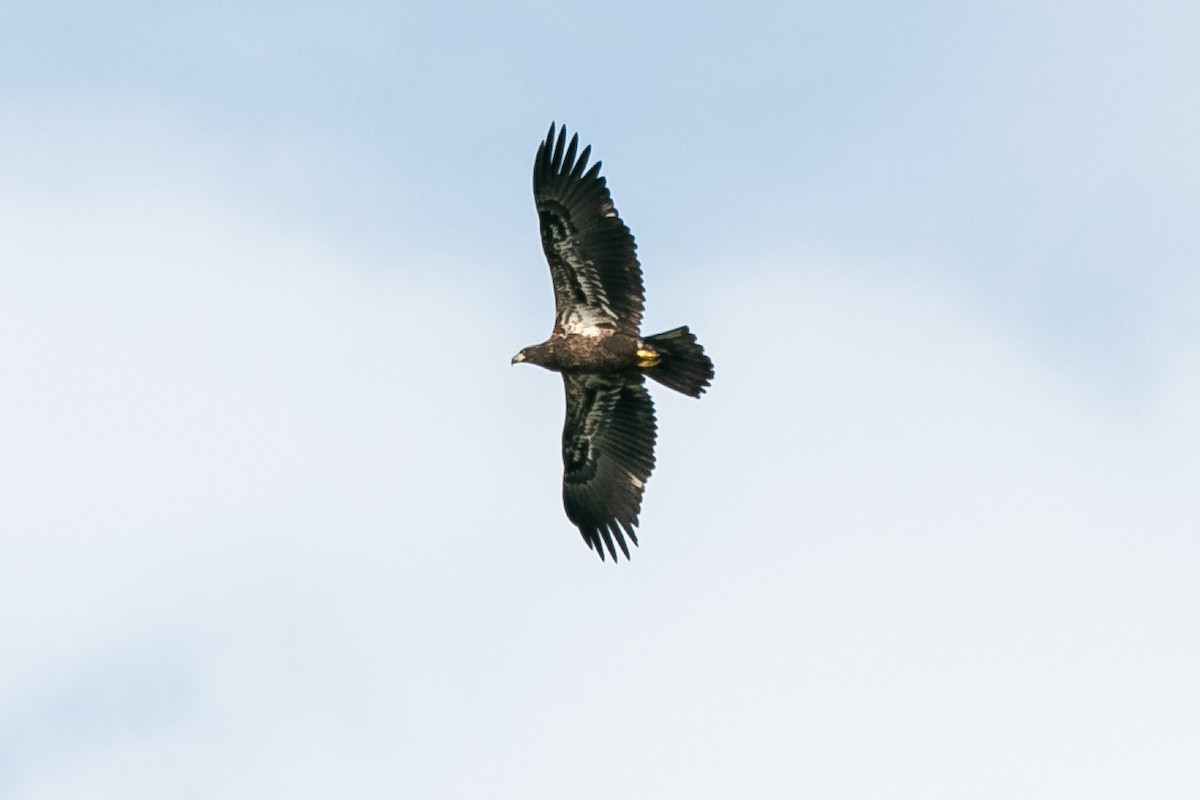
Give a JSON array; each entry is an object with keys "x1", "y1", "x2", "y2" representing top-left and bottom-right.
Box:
[{"x1": 642, "y1": 326, "x2": 714, "y2": 397}]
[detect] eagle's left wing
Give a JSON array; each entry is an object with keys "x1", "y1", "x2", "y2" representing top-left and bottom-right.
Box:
[
  {"x1": 561, "y1": 373, "x2": 657, "y2": 560},
  {"x1": 534, "y1": 124, "x2": 645, "y2": 337}
]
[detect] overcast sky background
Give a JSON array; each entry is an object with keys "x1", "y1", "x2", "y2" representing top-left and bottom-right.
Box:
[{"x1": 2, "y1": 2, "x2": 1198, "y2": 797}]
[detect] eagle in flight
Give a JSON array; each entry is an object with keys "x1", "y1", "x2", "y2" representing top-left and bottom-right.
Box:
[{"x1": 512, "y1": 124, "x2": 714, "y2": 561}]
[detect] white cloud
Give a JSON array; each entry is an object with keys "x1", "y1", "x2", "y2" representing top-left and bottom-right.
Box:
[{"x1": 1, "y1": 171, "x2": 1196, "y2": 798}]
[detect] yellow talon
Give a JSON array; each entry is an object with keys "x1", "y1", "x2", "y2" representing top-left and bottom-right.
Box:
[{"x1": 636, "y1": 347, "x2": 661, "y2": 368}]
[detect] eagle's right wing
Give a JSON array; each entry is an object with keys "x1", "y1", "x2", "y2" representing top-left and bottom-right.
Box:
[
  {"x1": 561, "y1": 373, "x2": 657, "y2": 560},
  {"x1": 534, "y1": 124, "x2": 645, "y2": 337}
]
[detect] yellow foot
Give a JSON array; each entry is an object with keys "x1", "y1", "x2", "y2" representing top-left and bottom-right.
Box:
[{"x1": 636, "y1": 346, "x2": 661, "y2": 368}]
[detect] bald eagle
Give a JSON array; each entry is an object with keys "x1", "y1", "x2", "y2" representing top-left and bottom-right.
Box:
[{"x1": 512, "y1": 124, "x2": 714, "y2": 561}]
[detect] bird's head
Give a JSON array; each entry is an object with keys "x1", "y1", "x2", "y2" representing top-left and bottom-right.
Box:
[{"x1": 512, "y1": 343, "x2": 553, "y2": 368}]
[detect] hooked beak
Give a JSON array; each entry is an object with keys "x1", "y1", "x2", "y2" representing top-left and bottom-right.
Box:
[{"x1": 511, "y1": 352, "x2": 525, "y2": 365}]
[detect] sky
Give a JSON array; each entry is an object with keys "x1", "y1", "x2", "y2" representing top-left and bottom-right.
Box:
[{"x1": 1, "y1": 1, "x2": 1198, "y2": 797}]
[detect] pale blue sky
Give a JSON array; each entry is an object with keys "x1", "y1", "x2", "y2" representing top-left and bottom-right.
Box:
[
  {"x1": 2, "y1": 2, "x2": 1198, "y2": 798},
  {"x1": 7, "y1": 0, "x2": 1196, "y2": 391}
]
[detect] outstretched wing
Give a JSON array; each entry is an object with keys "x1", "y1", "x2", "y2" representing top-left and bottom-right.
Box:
[
  {"x1": 562, "y1": 373, "x2": 657, "y2": 561},
  {"x1": 534, "y1": 123, "x2": 645, "y2": 337}
]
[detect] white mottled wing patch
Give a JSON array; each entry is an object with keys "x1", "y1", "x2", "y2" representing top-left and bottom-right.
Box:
[
  {"x1": 549, "y1": 240, "x2": 618, "y2": 332},
  {"x1": 560, "y1": 306, "x2": 611, "y2": 337}
]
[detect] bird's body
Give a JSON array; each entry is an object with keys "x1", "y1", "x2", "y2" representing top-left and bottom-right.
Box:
[
  {"x1": 513, "y1": 124, "x2": 714, "y2": 561},
  {"x1": 515, "y1": 330, "x2": 638, "y2": 372}
]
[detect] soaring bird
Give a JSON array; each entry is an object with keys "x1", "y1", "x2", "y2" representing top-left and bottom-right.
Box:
[{"x1": 512, "y1": 124, "x2": 714, "y2": 561}]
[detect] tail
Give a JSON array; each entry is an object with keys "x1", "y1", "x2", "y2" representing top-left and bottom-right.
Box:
[{"x1": 641, "y1": 326, "x2": 714, "y2": 398}]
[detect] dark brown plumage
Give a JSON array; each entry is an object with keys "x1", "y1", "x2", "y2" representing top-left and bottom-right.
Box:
[{"x1": 512, "y1": 123, "x2": 714, "y2": 561}]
